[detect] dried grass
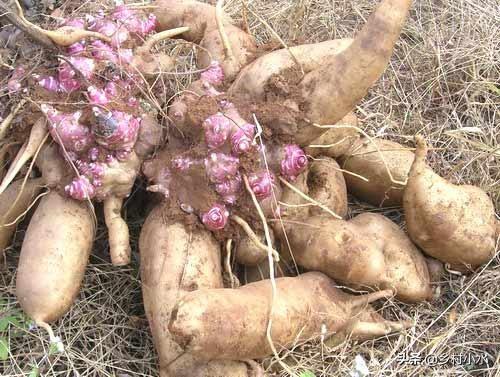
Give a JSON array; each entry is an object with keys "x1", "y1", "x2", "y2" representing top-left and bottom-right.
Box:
[{"x1": 1, "y1": 0, "x2": 499, "y2": 376}]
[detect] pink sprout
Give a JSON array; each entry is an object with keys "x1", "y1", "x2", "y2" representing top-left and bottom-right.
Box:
[
  {"x1": 116, "y1": 48, "x2": 133, "y2": 64},
  {"x1": 90, "y1": 41, "x2": 117, "y2": 62},
  {"x1": 111, "y1": 27, "x2": 129, "y2": 48},
  {"x1": 137, "y1": 14, "x2": 157, "y2": 36},
  {"x1": 58, "y1": 56, "x2": 95, "y2": 92},
  {"x1": 201, "y1": 61, "x2": 224, "y2": 86},
  {"x1": 172, "y1": 156, "x2": 196, "y2": 171},
  {"x1": 248, "y1": 171, "x2": 276, "y2": 200},
  {"x1": 88, "y1": 86, "x2": 111, "y2": 105},
  {"x1": 201, "y1": 203, "x2": 229, "y2": 231},
  {"x1": 281, "y1": 144, "x2": 308, "y2": 181},
  {"x1": 88, "y1": 147, "x2": 100, "y2": 161},
  {"x1": 92, "y1": 107, "x2": 140, "y2": 151},
  {"x1": 34, "y1": 75, "x2": 60, "y2": 92},
  {"x1": 67, "y1": 42, "x2": 86, "y2": 55},
  {"x1": 68, "y1": 56, "x2": 95, "y2": 79},
  {"x1": 85, "y1": 10, "x2": 105, "y2": 29},
  {"x1": 111, "y1": 5, "x2": 136, "y2": 21},
  {"x1": 41, "y1": 104, "x2": 93, "y2": 152},
  {"x1": 76, "y1": 160, "x2": 105, "y2": 187},
  {"x1": 127, "y1": 97, "x2": 139, "y2": 107},
  {"x1": 7, "y1": 66, "x2": 25, "y2": 93},
  {"x1": 202, "y1": 113, "x2": 232, "y2": 149},
  {"x1": 230, "y1": 123, "x2": 255, "y2": 155},
  {"x1": 65, "y1": 176, "x2": 95, "y2": 200},
  {"x1": 215, "y1": 172, "x2": 242, "y2": 204},
  {"x1": 64, "y1": 18, "x2": 85, "y2": 29},
  {"x1": 105, "y1": 82, "x2": 118, "y2": 97},
  {"x1": 115, "y1": 150, "x2": 131, "y2": 161},
  {"x1": 105, "y1": 154, "x2": 117, "y2": 164},
  {"x1": 112, "y1": 5, "x2": 156, "y2": 36},
  {"x1": 92, "y1": 19, "x2": 118, "y2": 37},
  {"x1": 205, "y1": 153, "x2": 240, "y2": 183}
]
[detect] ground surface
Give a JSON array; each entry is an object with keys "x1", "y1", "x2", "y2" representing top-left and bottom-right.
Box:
[{"x1": 1, "y1": 0, "x2": 499, "y2": 376}]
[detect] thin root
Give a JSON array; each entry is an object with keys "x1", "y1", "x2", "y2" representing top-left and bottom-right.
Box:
[
  {"x1": 278, "y1": 177, "x2": 342, "y2": 219},
  {"x1": 312, "y1": 123, "x2": 407, "y2": 186},
  {"x1": 104, "y1": 196, "x2": 131, "y2": 266},
  {"x1": 224, "y1": 239, "x2": 239, "y2": 288},
  {"x1": 307, "y1": 136, "x2": 352, "y2": 149},
  {"x1": 1, "y1": 189, "x2": 48, "y2": 227},
  {"x1": 310, "y1": 156, "x2": 370, "y2": 182},
  {"x1": 243, "y1": 174, "x2": 297, "y2": 377},
  {"x1": 231, "y1": 215, "x2": 280, "y2": 261}
]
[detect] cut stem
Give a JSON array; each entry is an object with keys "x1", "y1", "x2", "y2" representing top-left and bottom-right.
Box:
[
  {"x1": 0, "y1": 118, "x2": 48, "y2": 196},
  {"x1": 0, "y1": 100, "x2": 26, "y2": 142},
  {"x1": 215, "y1": 0, "x2": 234, "y2": 61}
]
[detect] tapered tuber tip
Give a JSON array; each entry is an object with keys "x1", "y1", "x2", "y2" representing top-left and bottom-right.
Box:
[
  {"x1": 359, "y1": 289, "x2": 395, "y2": 306},
  {"x1": 398, "y1": 320, "x2": 414, "y2": 330},
  {"x1": 414, "y1": 135, "x2": 428, "y2": 162},
  {"x1": 45, "y1": 27, "x2": 112, "y2": 47}
]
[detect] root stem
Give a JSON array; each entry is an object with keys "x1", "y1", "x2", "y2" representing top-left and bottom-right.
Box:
[
  {"x1": 278, "y1": 177, "x2": 342, "y2": 219},
  {"x1": 231, "y1": 215, "x2": 280, "y2": 261}
]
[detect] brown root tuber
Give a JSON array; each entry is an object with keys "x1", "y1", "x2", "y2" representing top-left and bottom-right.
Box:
[{"x1": 403, "y1": 136, "x2": 498, "y2": 271}]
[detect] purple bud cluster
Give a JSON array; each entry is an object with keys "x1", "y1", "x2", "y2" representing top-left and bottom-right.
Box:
[
  {"x1": 178, "y1": 62, "x2": 309, "y2": 231},
  {"x1": 41, "y1": 105, "x2": 94, "y2": 153},
  {"x1": 200, "y1": 61, "x2": 225, "y2": 86},
  {"x1": 92, "y1": 107, "x2": 141, "y2": 154},
  {"x1": 7, "y1": 66, "x2": 26, "y2": 93},
  {"x1": 17, "y1": 4, "x2": 162, "y2": 202}
]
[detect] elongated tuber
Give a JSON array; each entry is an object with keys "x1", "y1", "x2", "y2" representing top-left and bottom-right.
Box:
[
  {"x1": 140, "y1": 204, "x2": 261, "y2": 376},
  {"x1": 16, "y1": 191, "x2": 94, "y2": 324},
  {"x1": 169, "y1": 272, "x2": 410, "y2": 360}
]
